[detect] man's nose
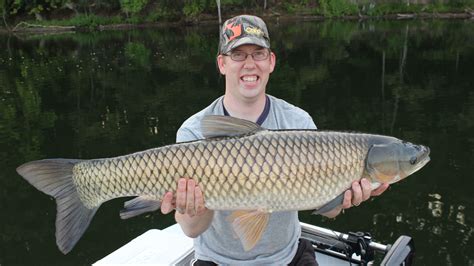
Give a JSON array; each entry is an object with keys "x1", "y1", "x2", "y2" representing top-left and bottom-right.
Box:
[{"x1": 243, "y1": 54, "x2": 256, "y2": 68}]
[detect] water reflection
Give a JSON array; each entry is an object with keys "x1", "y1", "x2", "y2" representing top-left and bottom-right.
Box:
[
  {"x1": 428, "y1": 193, "x2": 443, "y2": 218},
  {"x1": 1, "y1": 19, "x2": 473, "y2": 265},
  {"x1": 428, "y1": 193, "x2": 469, "y2": 230}
]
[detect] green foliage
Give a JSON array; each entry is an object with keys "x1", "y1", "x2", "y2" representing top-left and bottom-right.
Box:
[
  {"x1": 143, "y1": 0, "x2": 184, "y2": 22},
  {"x1": 358, "y1": 1, "x2": 474, "y2": 16},
  {"x1": 1, "y1": 0, "x2": 474, "y2": 28},
  {"x1": 120, "y1": 0, "x2": 148, "y2": 15},
  {"x1": 182, "y1": 0, "x2": 206, "y2": 18},
  {"x1": 220, "y1": 0, "x2": 247, "y2": 4},
  {"x1": 1, "y1": 0, "x2": 9, "y2": 28},
  {"x1": 181, "y1": 0, "x2": 218, "y2": 19},
  {"x1": 0, "y1": 56, "x2": 58, "y2": 165},
  {"x1": 318, "y1": 0, "x2": 359, "y2": 17},
  {"x1": 37, "y1": 14, "x2": 121, "y2": 27},
  {"x1": 145, "y1": 6, "x2": 172, "y2": 22},
  {"x1": 124, "y1": 42, "x2": 151, "y2": 69},
  {"x1": 9, "y1": 0, "x2": 68, "y2": 17},
  {"x1": 1, "y1": 0, "x2": 6, "y2": 15},
  {"x1": 28, "y1": 4, "x2": 43, "y2": 15},
  {"x1": 282, "y1": 2, "x2": 298, "y2": 14},
  {"x1": 447, "y1": 0, "x2": 474, "y2": 8}
]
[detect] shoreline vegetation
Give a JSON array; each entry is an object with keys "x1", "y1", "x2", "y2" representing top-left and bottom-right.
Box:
[{"x1": 1, "y1": 0, "x2": 473, "y2": 33}]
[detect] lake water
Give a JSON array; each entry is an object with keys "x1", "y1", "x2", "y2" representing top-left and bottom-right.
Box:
[{"x1": 1, "y1": 19, "x2": 473, "y2": 265}]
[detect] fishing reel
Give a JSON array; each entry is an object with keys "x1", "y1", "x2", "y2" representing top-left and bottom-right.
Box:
[
  {"x1": 300, "y1": 223, "x2": 415, "y2": 266},
  {"x1": 346, "y1": 231, "x2": 375, "y2": 264},
  {"x1": 345, "y1": 231, "x2": 415, "y2": 266}
]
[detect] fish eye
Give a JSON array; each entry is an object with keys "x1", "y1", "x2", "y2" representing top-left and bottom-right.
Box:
[{"x1": 409, "y1": 156, "x2": 417, "y2": 165}]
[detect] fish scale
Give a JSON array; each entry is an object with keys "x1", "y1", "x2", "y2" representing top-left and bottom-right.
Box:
[
  {"x1": 17, "y1": 115, "x2": 430, "y2": 254},
  {"x1": 71, "y1": 131, "x2": 369, "y2": 211}
]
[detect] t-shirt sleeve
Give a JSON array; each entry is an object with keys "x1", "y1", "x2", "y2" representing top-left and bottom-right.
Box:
[
  {"x1": 176, "y1": 126, "x2": 200, "y2": 143},
  {"x1": 303, "y1": 116, "x2": 317, "y2": 130}
]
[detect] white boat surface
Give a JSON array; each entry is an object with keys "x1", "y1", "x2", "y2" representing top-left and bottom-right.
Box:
[{"x1": 94, "y1": 222, "x2": 414, "y2": 265}]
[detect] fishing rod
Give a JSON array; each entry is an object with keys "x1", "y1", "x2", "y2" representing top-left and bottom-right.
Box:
[{"x1": 216, "y1": 0, "x2": 222, "y2": 25}]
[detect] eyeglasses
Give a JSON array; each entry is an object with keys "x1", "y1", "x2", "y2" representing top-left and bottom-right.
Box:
[{"x1": 224, "y1": 50, "x2": 270, "y2": 62}]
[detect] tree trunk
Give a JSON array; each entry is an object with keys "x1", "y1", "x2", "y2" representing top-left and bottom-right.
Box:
[
  {"x1": 399, "y1": 25, "x2": 409, "y2": 84},
  {"x1": 2, "y1": 8, "x2": 9, "y2": 30}
]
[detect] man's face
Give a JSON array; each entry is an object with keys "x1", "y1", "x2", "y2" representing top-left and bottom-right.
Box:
[{"x1": 217, "y1": 44, "x2": 276, "y2": 102}]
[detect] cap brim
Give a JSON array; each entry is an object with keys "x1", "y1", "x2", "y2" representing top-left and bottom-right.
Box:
[{"x1": 221, "y1": 36, "x2": 270, "y2": 54}]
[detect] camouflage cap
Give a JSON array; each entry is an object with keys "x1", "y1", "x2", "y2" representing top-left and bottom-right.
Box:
[{"x1": 219, "y1": 15, "x2": 270, "y2": 55}]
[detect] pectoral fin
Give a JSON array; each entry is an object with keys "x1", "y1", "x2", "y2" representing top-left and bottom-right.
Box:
[
  {"x1": 377, "y1": 172, "x2": 400, "y2": 183},
  {"x1": 227, "y1": 210, "x2": 270, "y2": 251}
]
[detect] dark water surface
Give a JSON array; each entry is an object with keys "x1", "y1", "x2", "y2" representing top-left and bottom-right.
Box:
[{"x1": 1, "y1": 19, "x2": 473, "y2": 265}]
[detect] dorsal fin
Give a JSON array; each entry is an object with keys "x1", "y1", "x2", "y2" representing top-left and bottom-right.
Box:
[{"x1": 201, "y1": 115, "x2": 264, "y2": 139}]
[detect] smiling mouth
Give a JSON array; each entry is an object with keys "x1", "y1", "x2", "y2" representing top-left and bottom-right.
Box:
[{"x1": 241, "y1": 75, "x2": 259, "y2": 82}]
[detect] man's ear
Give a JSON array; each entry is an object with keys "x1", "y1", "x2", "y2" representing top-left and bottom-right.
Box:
[
  {"x1": 269, "y1": 52, "x2": 276, "y2": 73},
  {"x1": 217, "y1": 55, "x2": 226, "y2": 75}
]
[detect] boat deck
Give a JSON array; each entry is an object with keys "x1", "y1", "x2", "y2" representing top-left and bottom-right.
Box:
[{"x1": 94, "y1": 223, "x2": 369, "y2": 265}]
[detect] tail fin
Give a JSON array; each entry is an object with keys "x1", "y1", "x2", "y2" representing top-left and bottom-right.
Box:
[{"x1": 17, "y1": 159, "x2": 98, "y2": 254}]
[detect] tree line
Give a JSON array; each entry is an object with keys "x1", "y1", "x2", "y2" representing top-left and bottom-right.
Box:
[{"x1": 1, "y1": 0, "x2": 473, "y2": 29}]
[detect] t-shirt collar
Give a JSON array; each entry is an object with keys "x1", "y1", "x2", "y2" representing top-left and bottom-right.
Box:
[{"x1": 222, "y1": 95, "x2": 270, "y2": 126}]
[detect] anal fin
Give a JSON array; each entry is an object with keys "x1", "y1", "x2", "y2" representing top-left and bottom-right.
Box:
[
  {"x1": 227, "y1": 210, "x2": 270, "y2": 251},
  {"x1": 120, "y1": 196, "x2": 161, "y2": 219}
]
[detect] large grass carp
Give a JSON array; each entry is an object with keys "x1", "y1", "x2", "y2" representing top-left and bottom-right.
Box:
[{"x1": 17, "y1": 115, "x2": 430, "y2": 254}]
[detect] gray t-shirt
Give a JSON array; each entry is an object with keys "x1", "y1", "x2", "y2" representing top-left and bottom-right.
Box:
[{"x1": 176, "y1": 95, "x2": 317, "y2": 265}]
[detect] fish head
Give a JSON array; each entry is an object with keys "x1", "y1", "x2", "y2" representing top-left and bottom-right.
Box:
[{"x1": 366, "y1": 140, "x2": 430, "y2": 184}]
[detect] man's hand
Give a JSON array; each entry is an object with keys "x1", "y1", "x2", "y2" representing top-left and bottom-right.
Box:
[
  {"x1": 322, "y1": 178, "x2": 389, "y2": 218},
  {"x1": 161, "y1": 178, "x2": 214, "y2": 238},
  {"x1": 161, "y1": 178, "x2": 207, "y2": 217}
]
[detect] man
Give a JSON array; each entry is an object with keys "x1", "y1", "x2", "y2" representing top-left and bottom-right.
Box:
[{"x1": 161, "y1": 15, "x2": 388, "y2": 265}]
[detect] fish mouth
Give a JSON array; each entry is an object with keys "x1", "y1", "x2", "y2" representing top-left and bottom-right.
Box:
[{"x1": 413, "y1": 145, "x2": 430, "y2": 172}]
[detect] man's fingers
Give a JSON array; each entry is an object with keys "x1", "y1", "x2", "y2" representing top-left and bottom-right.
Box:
[
  {"x1": 161, "y1": 192, "x2": 175, "y2": 214},
  {"x1": 163, "y1": 178, "x2": 206, "y2": 217},
  {"x1": 342, "y1": 190, "x2": 352, "y2": 209},
  {"x1": 327, "y1": 179, "x2": 383, "y2": 216},
  {"x1": 371, "y1": 183, "x2": 389, "y2": 196},
  {"x1": 360, "y1": 178, "x2": 372, "y2": 201},
  {"x1": 351, "y1": 181, "x2": 363, "y2": 206},
  {"x1": 195, "y1": 186, "x2": 206, "y2": 216},
  {"x1": 186, "y1": 179, "x2": 196, "y2": 216},
  {"x1": 176, "y1": 178, "x2": 187, "y2": 214}
]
